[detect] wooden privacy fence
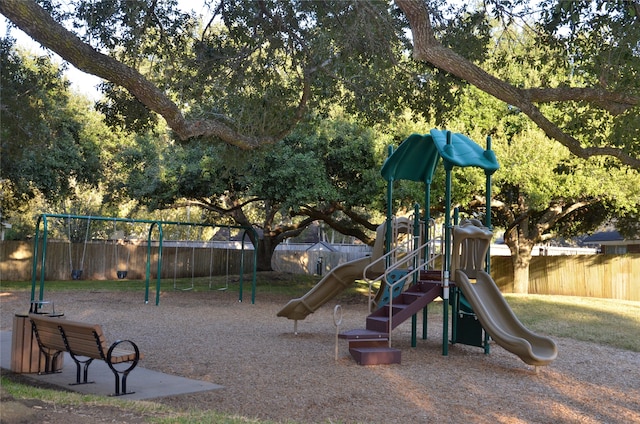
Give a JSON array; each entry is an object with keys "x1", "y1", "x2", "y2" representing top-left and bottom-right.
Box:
[
  {"x1": 0, "y1": 241, "x2": 251, "y2": 281},
  {"x1": 2, "y1": 241, "x2": 639, "y2": 301},
  {"x1": 491, "y1": 255, "x2": 640, "y2": 301}
]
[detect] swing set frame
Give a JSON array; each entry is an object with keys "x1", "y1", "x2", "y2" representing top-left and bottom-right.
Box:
[
  {"x1": 30, "y1": 214, "x2": 258, "y2": 309},
  {"x1": 162, "y1": 222, "x2": 236, "y2": 292}
]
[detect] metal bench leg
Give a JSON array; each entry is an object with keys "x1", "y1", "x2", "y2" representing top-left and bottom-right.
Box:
[
  {"x1": 107, "y1": 365, "x2": 136, "y2": 396},
  {"x1": 106, "y1": 340, "x2": 141, "y2": 396},
  {"x1": 39, "y1": 350, "x2": 63, "y2": 375},
  {"x1": 67, "y1": 354, "x2": 94, "y2": 385}
]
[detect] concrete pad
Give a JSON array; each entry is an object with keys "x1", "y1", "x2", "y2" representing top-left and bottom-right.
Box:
[{"x1": 0, "y1": 331, "x2": 223, "y2": 400}]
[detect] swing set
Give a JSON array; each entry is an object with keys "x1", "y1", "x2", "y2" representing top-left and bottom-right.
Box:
[
  {"x1": 112, "y1": 220, "x2": 131, "y2": 279},
  {"x1": 67, "y1": 215, "x2": 90, "y2": 280},
  {"x1": 162, "y1": 222, "x2": 238, "y2": 292},
  {"x1": 30, "y1": 214, "x2": 258, "y2": 311}
]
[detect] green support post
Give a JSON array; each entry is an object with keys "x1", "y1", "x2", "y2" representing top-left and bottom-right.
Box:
[
  {"x1": 411, "y1": 203, "x2": 420, "y2": 348},
  {"x1": 423, "y1": 181, "x2": 431, "y2": 340},
  {"x1": 385, "y1": 145, "x2": 394, "y2": 262},
  {"x1": 442, "y1": 132, "x2": 453, "y2": 356},
  {"x1": 484, "y1": 135, "x2": 494, "y2": 354},
  {"x1": 422, "y1": 307, "x2": 428, "y2": 340},
  {"x1": 451, "y1": 208, "x2": 459, "y2": 344},
  {"x1": 30, "y1": 215, "x2": 42, "y2": 307}
]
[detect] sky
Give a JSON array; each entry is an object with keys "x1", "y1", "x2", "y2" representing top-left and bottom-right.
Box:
[{"x1": 2, "y1": 0, "x2": 207, "y2": 101}]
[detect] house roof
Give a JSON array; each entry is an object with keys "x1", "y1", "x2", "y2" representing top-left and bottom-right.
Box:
[
  {"x1": 583, "y1": 230, "x2": 640, "y2": 245},
  {"x1": 583, "y1": 231, "x2": 624, "y2": 243},
  {"x1": 305, "y1": 241, "x2": 336, "y2": 252}
]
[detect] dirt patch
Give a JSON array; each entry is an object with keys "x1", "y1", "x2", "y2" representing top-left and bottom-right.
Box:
[{"x1": 1, "y1": 287, "x2": 639, "y2": 423}]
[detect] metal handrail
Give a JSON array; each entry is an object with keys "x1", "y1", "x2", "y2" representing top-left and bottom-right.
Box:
[
  {"x1": 363, "y1": 239, "x2": 412, "y2": 311},
  {"x1": 384, "y1": 237, "x2": 443, "y2": 347},
  {"x1": 363, "y1": 219, "x2": 444, "y2": 347},
  {"x1": 364, "y1": 236, "x2": 441, "y2": 311},
  {"x1": 363, "y1": 219, "x2": 443, "y2": 310}
]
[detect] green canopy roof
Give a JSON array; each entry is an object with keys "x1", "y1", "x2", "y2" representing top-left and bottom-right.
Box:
[{"x1": 380, "y1": 129, "x2": 499, "y2": 182}]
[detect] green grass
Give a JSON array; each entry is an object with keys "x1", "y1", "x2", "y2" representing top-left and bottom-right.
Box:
[
  {"x1": 0, "y1": 375, "x2": 280, "y2": 423},
  {"x1": 421, "y1": 294, "x2": 640, "y2": 352},
  {"x1": 503, "y1": 294, "x2": 640, "y2": 352},
  {"x1": 0, "y1": 272, "x2": 323, "y2": 297}
]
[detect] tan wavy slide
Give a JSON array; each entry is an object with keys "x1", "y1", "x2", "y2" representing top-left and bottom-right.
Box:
[
  {"x1": 276, "y1": 256, "x2": 375, "y2": 321},
  {"x1": 277, "y1": 222, "x2": 390, "y2": 321},
  {"x1": 455, "y1": 269, "x2": 558, "y2": 366}
]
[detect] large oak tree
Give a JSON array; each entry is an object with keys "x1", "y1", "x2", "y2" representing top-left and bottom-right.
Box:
[{"x1": 1, "y1": 0, "x2": 638, "y2": 166}]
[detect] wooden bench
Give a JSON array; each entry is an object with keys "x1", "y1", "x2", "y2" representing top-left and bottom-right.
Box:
[{"x1": 29, "y1": 314, "x2": 144, "y2": 396}]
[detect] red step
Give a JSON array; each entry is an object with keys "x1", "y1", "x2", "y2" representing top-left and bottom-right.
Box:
[
  {"x1": 342, "y1": 279, "x2": 442, "y2": 365},
  {"x1": 349, "y1": 347, "x2": 401, "y2": 365},
  {"x1": 420, "y1": 270, "x2": 442, "y2": 281},
  {"x1": 339, "y1": 328, "x2": 388, "y2": 340},
  {"x1": 365, "y1": 316, "x2": 392, "y2": 333},
  {"x1": 366, "y1": 282, "x2": 442, "y2": 333}
]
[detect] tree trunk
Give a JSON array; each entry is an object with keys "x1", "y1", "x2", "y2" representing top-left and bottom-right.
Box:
[
  {"x1": 511, "y1": 254, "x2": 531, "y2": 294},
  {"x1": 503, "y1": 218, "x2": 534, "y2": 294},
  {"x1": 255, "y1": 236, "x2": 277, "y2": 272}
]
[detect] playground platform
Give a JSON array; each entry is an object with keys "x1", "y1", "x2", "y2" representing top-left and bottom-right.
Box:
[{"x1": 0, "y1": 331, "x2": 223, "y2": 400}]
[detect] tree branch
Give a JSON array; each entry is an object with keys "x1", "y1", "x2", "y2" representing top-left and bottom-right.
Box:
[
  {"x1": 395, "y1": 0, "x2": 640, "y2": 168},
  {"x1": 296, "y1": 205, "x2": 376, "y2": 245},
  {"x1": 525, "y1": 87, "x2": 637, "y2": 115},
  {"x1": 536, "y1": 199, "x2": 601, "y2": 233},
  {"x1": 0, "y1": 0, "x2": 286, "y2": 148}
]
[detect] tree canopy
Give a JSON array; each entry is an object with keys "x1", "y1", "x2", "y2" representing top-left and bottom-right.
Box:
[
  {"x1": 1, "y1": 0, "x2": 638, "y2": 167},
  {"x1": 445, "y1": 20, "x2": 640, "y2": 291},
  {"x1": 0, "y1": 38, "x2": 106, "y2": 219},
  {"x1": 111, "y1": 116, "x2": 389, "y2": 270}
]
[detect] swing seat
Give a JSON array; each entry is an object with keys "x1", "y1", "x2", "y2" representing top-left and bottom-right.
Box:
[
  {"x1": 117, "y1": 271, "x2": 128, "y2": 279},
  {"x1": 71, "y1": 270, "x2": 83, "y2": 280}
]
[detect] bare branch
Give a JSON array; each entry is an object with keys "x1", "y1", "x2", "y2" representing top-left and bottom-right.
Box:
[
  {"x1": 536, "y1": 199, "x2": 600, "y2": 233},
  {"x1": 525, "y1": 87, "x2": 638, "y2": 115},
  {"x1": 295, "y1": 204, "x2": 376, "y2": 245}
]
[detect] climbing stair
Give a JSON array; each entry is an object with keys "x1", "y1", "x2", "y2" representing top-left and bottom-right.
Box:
[
  {"x1": 340, "y1": 270, "x2": 442, "y2": 365},
  {"x1": 338, "y1": 329, "x2": 400, "y2": 365}
]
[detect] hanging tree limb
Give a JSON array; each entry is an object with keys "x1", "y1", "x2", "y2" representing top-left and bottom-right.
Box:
[
  {"x1": 2, "y1": 0, "x2": 638, "y2": 166},
  {"x1": 394, "y1": 0, "x2": 640, "y2": 168},
  {"x1": 0, "y1": 0, "x2": 296, "y2": 148}
]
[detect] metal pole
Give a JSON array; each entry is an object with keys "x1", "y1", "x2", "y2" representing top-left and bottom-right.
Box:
[
  {"x1": 484, "y1": 135, "x2": 494, "y2": 354},
  {"x1": 423, "y1": 180, "x2": 431, "y2": 340},
  {"x1": 156, "y1": 223, "x2": 163, "y2": 306},
  {"x1": 485, "y1": 135, "x2": 493, "y2": 274},
  {"x1": 451, "y1": 208, "x2": 459, "y2": 345},
  {"x1": 385, "y1": 145, "x2": 394, "y2": 259},
  {"x1": 411, "y1": 203, "x2": 420, "y2": 347},
  {"x1": 145, "y1": 222, "x2": 154, "y2": 304},
  {"x1": 239, "y1": 231, "x2": 245, "y2": 302},
  {"x1": 442, "y1": 131, "x2": 453, "y2": 356},
  {"x1": 31, "y1": 215, "x2": 43, "y2": 305},
  {"x1": 39, "y1": 215, "x2": 49, "y2": 306}
]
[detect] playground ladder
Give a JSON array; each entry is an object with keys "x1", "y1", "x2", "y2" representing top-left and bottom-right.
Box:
[{"x1": 340, "y1": 270, "x2": 442, "y2": 365}]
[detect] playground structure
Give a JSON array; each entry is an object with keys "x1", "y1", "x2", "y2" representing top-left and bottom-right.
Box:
[
  {"x1": 278, "y1": 129, "x2": 558, "y2": 366},
  {"x1": 30, "y1": 214, "x2": 258, "y2": 308},
  {"x1": 277, "y1": 219, "x2": 391, "y2": 331},
  {"x1": 451, "y1": 219, "x2": 558, "y2": 366}
]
